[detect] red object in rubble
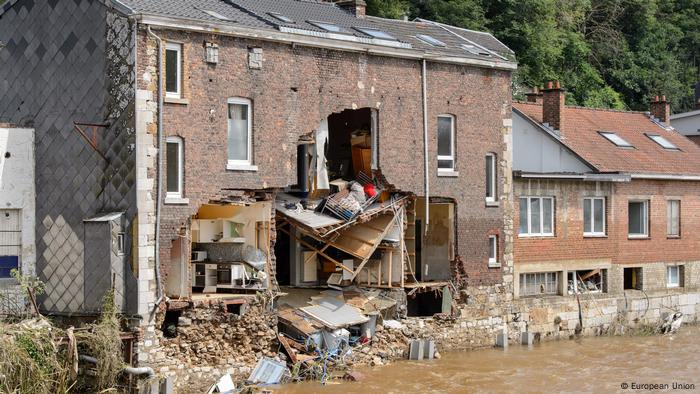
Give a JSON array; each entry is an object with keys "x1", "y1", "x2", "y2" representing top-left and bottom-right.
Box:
[{"x1": 363, "y1": 183, "x2": 377, "y2": 198}]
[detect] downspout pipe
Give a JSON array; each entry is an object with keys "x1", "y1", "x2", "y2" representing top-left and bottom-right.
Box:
[
  {"x1": 146, "y1": 26, "x2": 164, "y2": 311},
  {"x1": 79, "y1": 355, "x2": 155, "y2": 378},
  {"x1": 421, "y1": 59, "x2": 430, "y2": 232}
]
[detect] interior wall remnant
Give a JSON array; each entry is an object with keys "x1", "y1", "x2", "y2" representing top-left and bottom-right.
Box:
[
  {"x1": 166, "y1": 234, "x2": 188, "y2": 298},
  {"x1": 415, "y1": 198, "x2": 454, "y2": 281},
  {"x1": 315, "y1": 118, "x2": 330, "y2": 191}
]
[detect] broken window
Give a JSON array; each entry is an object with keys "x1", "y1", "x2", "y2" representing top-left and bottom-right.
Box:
[
  {"x1": 227, "y1": 98, "x2": 253, "y2": 168},
  {"x1": 520, "y1": 272, "x2": 559, "y2": 296},
  {"x1": 437, "y1": 114, "x2": 455, "y2": 171},
  {"x1": 583, "y1": 197, "x2": 605, "y2": 236},
  {"x1": 519, "y1": 197, "x2": 554, "y2": 236},
  {"x1": 623, "y1": 267, "x2": 642, "y2": 290},
  {"x1": 165, "y1": 42, "x2": 182, "y2": 98},
  {"x1": 667, "y1": 200, "x2": 680, "y2": 237},
  {"x1": 488, "y1": 235, "x2": 498, "y2": 267},
  {"x1": 407, "y1": 289, "x2": 444, "y2": 317},
  {"x1": 567, "y1": 269, "x2": 606, "y2": 294},
  {"x1": 485, "y1": 153, "x2": 496, "y2": 202},
  {"x1": 166, "y1": 136, "x2": 183, "y2": 198},
  {"x1": 628, "y1": 200, "x2": 649, "y2": 238},
  {"x1": 162, "y1": 310, "x2": 181, "y2": 338},
  {"x1": 0, "y1": 210, "x2": 21, "y2": 278}
]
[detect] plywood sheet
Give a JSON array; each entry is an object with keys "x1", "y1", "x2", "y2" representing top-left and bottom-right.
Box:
[{"x1": 332, "y1": 214, "x2": 395, "y2": 259}]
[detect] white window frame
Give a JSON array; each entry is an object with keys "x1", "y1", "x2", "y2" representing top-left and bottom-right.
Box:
[
  {"x1": 583, "y1": 197, "x2": 606, "y2": 236},
  {"x1": 519, "y1": 196, "x2": 555, "y2": 237},
  {"x1": 667, "y1": 265, "x2": 680, "y2": 288},
  {"x1": 227, "y1": 97, "x2": 254, "y2": 169},
  {"x1": 166, "y1": 136, "x2": 184, "y2": 198},
  {"x1": 667, "y1": 199, "x2": 680, "y2": 237},
  {"x1": 520, "y1": 272, "x2": 559, "y2": 296},
  {"x1": 437, "y1": 114, "x2": 455, "y2": 172},
  {"x1": 628, "y1": 200, "x2": 649, "y2": 238},
  {"x1": 488, "y1": 235, "x2": 499, "y2": 267},
  {"x1": 485, "y1": 153, "x2": 497, "y2": 202},
  {"x1": 165, "y1": 42, "x2": 182, "y2": 99}
]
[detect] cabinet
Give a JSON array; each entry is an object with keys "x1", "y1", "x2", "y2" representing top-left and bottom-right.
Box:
[{"x1": 192, "y1": 219, "x2": 246, "y2": 243}]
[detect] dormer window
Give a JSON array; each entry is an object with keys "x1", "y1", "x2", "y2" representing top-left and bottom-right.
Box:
[
  {"x1": 269, "y1": 12, "x2": 294, "y2": 24},
  {"x1": 599, "y1": 131, "x2": 633, "y2": 148},
  {"x1": 646, "y1": 134, "x2": 679, "y2": 150},
  {"x1": 416, "y1": 34, "x2": 446, "y2": 47},
  {"x1": 308, "y1": 21, "x2": 346, "y2": 33},
  {"x1": 355, "y1": 27, "x2": 396, "y2": 40}
]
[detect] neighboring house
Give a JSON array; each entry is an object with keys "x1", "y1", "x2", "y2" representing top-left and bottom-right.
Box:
[
  {"x1": 670, "y1": 83, "x2": 700, "y2": 146},
  {"x1": 1, "y1": 0, "x2": 516, "y2": 384},
  {"x1": 512, "y1": 82, "x2": 700, "y2": 299}
]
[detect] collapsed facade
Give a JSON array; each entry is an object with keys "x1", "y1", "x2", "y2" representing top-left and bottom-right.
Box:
[{"x1": 1, "y1": 0, "x2": 516, "y2": 389}]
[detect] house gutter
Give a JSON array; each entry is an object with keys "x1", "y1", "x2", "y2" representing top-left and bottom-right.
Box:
[
  {"x1": 421, "y1": 59, "x2": 429, "y2": 231},
  {"x1": 146, "y1": 26, "x2": 164, "y2": 311},
  {"x1": 630, "y1": 173, "x2": 700, "y2": 181},
  {"x1": 514, "y1": 172, "x2": 631, "y2": 182},
  {"x1": 135, "y1": 15, "x2": 517, "y2": 71}
]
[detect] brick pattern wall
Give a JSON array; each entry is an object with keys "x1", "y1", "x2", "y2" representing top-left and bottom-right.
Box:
[{"x1": 135, "y1": 27, "x2": 513, "y2": 289}]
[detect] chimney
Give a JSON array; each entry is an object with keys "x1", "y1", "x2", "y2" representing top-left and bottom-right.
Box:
[
  {"x1": 542, "y1": 80, "x2": 566, "y2": 131},
  {"x1": 650, "y1": 95, "x2": 670, "y2": 123},
  {"x1": 524, "y1": 86, "x2": 543, "y2": 104},
  {"x1": 335, "y1": 0, "x2": 366, "y2": 18}
]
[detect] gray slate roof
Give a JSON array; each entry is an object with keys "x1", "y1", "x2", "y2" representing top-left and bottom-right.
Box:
[{"x1": 117, "y1": 0, "x2": 515, "y2": 62}]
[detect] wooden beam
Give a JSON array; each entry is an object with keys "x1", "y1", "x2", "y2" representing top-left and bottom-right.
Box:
[{"x1": 278, "y1": 226, "x2": 354, "y2": 273}]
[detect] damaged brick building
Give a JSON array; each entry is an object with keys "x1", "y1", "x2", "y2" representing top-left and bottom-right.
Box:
[{"x1": 1, "y1": 0, "x2": 516, "y2": 389}]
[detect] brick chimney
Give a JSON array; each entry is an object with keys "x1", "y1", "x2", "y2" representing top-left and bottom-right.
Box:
[
  {"x1": 650, "y1": 95, "x2": 670, "y2": 123},
  {"x1": 542, "y1": 81, "x2": 566, "y2": 131},
  {"x1": 335, "y1": 0, "x2": 366, "y2": 18},
  {"x1": 524, "y1": 86, "x2": 543, "y2": 104}
]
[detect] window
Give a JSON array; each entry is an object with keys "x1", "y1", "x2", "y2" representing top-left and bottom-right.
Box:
[
  {"x1": 667, "y1": 266, "x2": 680, "y2": 288},
  {"x1": 416, "y1": 34, "x2": 446, "y2": 47},
  {"x1": 488, "y1": 235, "x2": 499, "y2": 267},
  {"x1": 269, "y1": 12, "x2": 294, "y2": 23},
  {"x1": 628, "y1": 200, "x2": 649, "y2": 238},
  {"x1": 116, "y1": 233, "x2": 126, "y2": 256},
  {"x1": 437, "y1": 115, "x2": 455, "y2": 171},
  {"x1": 623, "y1": 267, "x2": 643, "y2": 290},
  {"x1": 568, "y1": 269, "x2": 606, "y2": 294},
  {"x1": 200, "y1": 9, "x2": 231, "y2": 21},
  {"x1": 520, "y1": 272, "x2": 559, "y2": 296},
  {"x1": 308, "y1": 21, "x2": 346, "y2": 33},
  {"x1": 0, "y1": 210, "x2": 21, "y2": 279},
  {"x1": 227, "y1": 98, "x2": 253, "y2": 167},
  {"x1": 647, "y1": 134, "x2": 679, "y2": 150},
  {"x1": 485, "y1": 153, "x2": 496, "y2": 202},
  {"x1": 599, "y1": 131, "x2": 633, "y2": 148},
  {"x1": 165, "y1": 43, "x2": 182, "y2": 98},
  {"x1": 460, "y1": 44, "x2": 491, "y2": 56},
  {"x1": 583, "y1": 197, "x2": 605, "y2": 236},
  {"x1": 519, "y1": 197, "x2": 554, "y2": 236},
  {"x1": 355, "y1": 27, "x2": 396, "y2": 40},
  {"x1": 166, "y1": 137, "x2": 183, "y2": 198},
  {"x1": 667, "y1": 200, "x2": 680, "y2": 237}
]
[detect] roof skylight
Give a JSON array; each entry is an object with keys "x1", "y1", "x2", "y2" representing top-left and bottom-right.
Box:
[
  {"x1": 308, "y1": 21, "x2": 346, "y2": 33},
  {"x1": 647, "y1": 134, "x2": 679, "y2": 150},
  {"x1": 355, "y1": 27, "x2": 396, "y2": 40},
  {"x1": 200, "y1": 9, "x2": 231, "y2": 21},
  {"x1": 460, "y1": 43, "x2": 491, "y2": 56},
  {"x1": 416, "y1": 34, "x2": 446, "y2": 47},
  {"x1": 599, "y1": 131, "x2": 634, "y2": 148},
  {"x1": 269, "y1": 12, "x2": 294, "y2": 24}
]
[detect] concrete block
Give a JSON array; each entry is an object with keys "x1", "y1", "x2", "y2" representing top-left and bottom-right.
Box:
[
  {"x1": 409, "y1": 340, "x2": 424, "y2": 360},
  {"x1": 521, "y1": 331, "x2": 534, "y2": 346},
  {"x1": 496, "y1": 329, "x2": 508, "y2": 348}
]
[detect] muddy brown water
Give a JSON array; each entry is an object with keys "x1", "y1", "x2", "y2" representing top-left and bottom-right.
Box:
[{"x1": 275, "y1": 326, "x2": 700, "y2": 393}]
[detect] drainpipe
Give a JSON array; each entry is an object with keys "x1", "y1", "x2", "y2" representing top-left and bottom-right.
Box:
[
  {"x1": 421, "y1": 59, "x2": 430, "y2": 232},
  {"x1": 79, "y1": 355, "x2": 155, "y2": 378},
  {"x1": 147, "y1": 26, "x2": 164, "y2": 310}
]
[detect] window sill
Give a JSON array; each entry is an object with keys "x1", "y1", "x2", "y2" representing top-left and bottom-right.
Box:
[
  {"x1": 627, "y1": 235, "x2": 650, "y2": 240},
  {"x1": 518, "y1": 234, "x2": 555, "y2": 238},
  {"x1": 485, "y1": 199, "x2": 499, "y2": 207},
  {"x1": 583, "y1": 234, "x2": 607, "y2": 238},
  {"x1": 487, "y1": 261, "x2": 501, "y2": 268},
  {"x1": 164, "y1": 97, "x2": 189, "y2": 105},
  {"x1": 667, "y1": 235, "x2": 681, "y2": 239},
  {"x1": 437, "y1": 170, "x2": 459, "y2": 177},
  {"x1": 165, "y1": 197, "x2": 190, "y2": 205},
  {"x1": 227, "y1": 164, "x2": 258, "y2": 172},
  {"x1": 667, "y1": 284, "x2": 680, "y2": 289}
]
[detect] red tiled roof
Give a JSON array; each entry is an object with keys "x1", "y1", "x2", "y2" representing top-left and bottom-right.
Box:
[{"x1": 514, "y1": 102, "x2": 700, "y2": 176}]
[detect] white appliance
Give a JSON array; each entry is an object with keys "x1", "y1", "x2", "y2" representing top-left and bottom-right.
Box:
[{"x1": 192, "y1": 250, "x2": 207, "y2": 262}]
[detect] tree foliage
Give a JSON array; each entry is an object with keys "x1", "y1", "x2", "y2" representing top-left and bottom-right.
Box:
[{"x1": 366, "y1": 0, "x2": 699, "y2": 112}]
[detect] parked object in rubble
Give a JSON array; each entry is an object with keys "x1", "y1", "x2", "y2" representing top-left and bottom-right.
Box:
[
  {"x1": 408, "y1": 339, "x2": 436, "y2": 360},
  {"x1": 660, "y1": 312, "x2": 683, "y2": 334},
  {"x1": 247, "y1": 357, "x2": 290, "y2": 385},
  {"x1": 206, "y1": 374, "x2": 237, "y2": 394}
]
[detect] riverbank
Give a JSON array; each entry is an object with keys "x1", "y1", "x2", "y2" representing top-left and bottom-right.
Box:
[{"x1": 277, "y1": 324, "x2": 700, "y2": 393}]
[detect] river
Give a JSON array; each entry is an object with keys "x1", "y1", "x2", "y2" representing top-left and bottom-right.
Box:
[{"x1": 276, "y1": 326, "x2": 699, "y2": 393}]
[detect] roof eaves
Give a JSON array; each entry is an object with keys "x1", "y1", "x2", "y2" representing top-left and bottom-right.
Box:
[
  {"x1": 108, "y1": 0, "x2": 136, "y2": 16},
  {"x1": 670, "y1": 109, "x2": 700, "y2": 120}
]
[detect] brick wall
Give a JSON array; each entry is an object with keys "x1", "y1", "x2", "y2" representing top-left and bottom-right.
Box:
[{"x1": 135, "y1": 27, "x2": 513, "y2": 288}]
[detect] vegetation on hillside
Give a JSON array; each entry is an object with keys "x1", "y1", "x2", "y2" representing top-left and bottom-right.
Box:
[{"x1": 367, "y1": 0, "x2": 700, "y2": 112}]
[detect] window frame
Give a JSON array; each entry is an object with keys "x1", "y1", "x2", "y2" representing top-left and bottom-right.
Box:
[
  {"x1": 519, "y1": 196, "x2": 555, "y2": 237},
  {"x1": 166, "y1": 136, "x2": 184, "y2": 198},
  {"x1": 165, "y1": 42, "x2": 182, "y2": 99},
  {"x1": 485, "y1": 153, "x2": 497, "y2": 202},
  {"x1": 583, "y1": 197, "x2": 606, "y2": 237},
  {"x1": 437, "y1": 114, "x2": 455, "y2": 172},
  {"x1": 667, "y1": 199, "x2": 681, "y2": 237},
  {"x1": 646, "y1": 133, "x2": 679, "y2": 151},
  {"x1": 227, "y1": 97, "x2": 254, "y2": 168},
  {"x1": 667, "y1": 265, "x2": 680, "y2": 288},
  {"x1": 520, "y1": 272, "x2": 560, "y2": 297},
  {"x1": 116, "y1": 233, "x2": 126, "y2": 256},
  {"x1": 488, "y1": 235, "x2": 499, "y2": 267},
  {"x1": 627, "y1": 200, "x2": 649, "y2": 238},
  {"x1": 598, "y1": 131, "x2": 634, "y2": 148}
]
